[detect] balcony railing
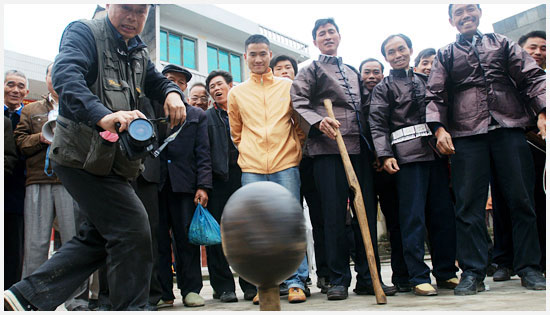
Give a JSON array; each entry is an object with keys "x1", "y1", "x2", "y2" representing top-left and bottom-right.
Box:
[{"x1": 259, "y1": 25, "x2": 309, "y2": 55}]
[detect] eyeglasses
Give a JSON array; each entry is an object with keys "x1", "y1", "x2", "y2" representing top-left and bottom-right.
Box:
[{"x1": 190, "y1": 96, "x2": 209, "y2": 102}]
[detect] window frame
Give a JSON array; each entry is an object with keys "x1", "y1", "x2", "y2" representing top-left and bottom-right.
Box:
[
  {"x1": 159, "y1": 28, "x2": 197, "y2": 70},
  {"x1": 206, "y1": 43, "x2": 243, "y2": 83}
]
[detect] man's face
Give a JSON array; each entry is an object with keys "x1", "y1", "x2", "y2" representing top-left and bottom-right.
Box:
[
  {"x1": 106, "y1": 4, "x2": 149, "y2": 42},
  {"x1": 165, "y1": 72, "x2": 188, "y2": 92},
  {"x1": 4, "y1": 74, "x2": 28, "y2": 108},
  {"x1": 245, "y1": 43, "x2": 272, "y2": 75},
  {"x1": 522, "y1": 37, "x2": 546, "y2": 68},
  {"x1": 208, "y1": 76, "x2": 233, "y2": 106},
  {"x1": 449, "y1": 4, "x2": 482, "y2": 37},
  {"x1": 272, "y1": 60, "x2": 295, "y2": 80},
  {"x1": 384, "y1": 37, "x2": 412, "y2": 71},
  {"x1": 45, "y1": 64, "x2": 58, "y2": 98},
  {"x1": 414, "y1": 54, "x2": 435, "y2": 76},
  {"x1": 188, "y1": 85, "x2": 209, "y2": 111},
  {"x1": 360, "y1": 61, "x2": 384, "y2": 91},
  {"x1": 314, "y1": 23, "x2": 341, "y2": 56}
]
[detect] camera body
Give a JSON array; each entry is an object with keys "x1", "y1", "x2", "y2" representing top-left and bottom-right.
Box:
[{"x1": 116, "y1": 118, "x2": 156, "y2": 161}]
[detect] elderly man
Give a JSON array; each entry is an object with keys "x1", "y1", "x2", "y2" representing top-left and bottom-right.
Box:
[
  {"x1": 4, "y1": 4, "x2": 186, "y2": 311},
  {"x1": 188, "y1": 83, "x2": 210, "y2": 111},
  {"x1": 426, "y1": 4, "x2": 546, "y2": 295}
]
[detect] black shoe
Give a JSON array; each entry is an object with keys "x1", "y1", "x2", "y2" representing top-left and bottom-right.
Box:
[
  {"x1": 493, "y1": 266, "x2": 514, "y2": 281},
  {"x1": 353, "y1": 283, "x2": 397, "y2": 296},
  {"x1": 317, "y1": 277, "x2": 329, "y2": 294},
  {"x1": 486, "y1": 263, "x2": 498, "y2": 277},
  {"x1": 213, "y1": 291, "x2": 220, "y2": 299},
  {"x1": 220, "y1": 292, "x2": 238, "y2": 303},
  {"x1": 326, "y1": 285, "x2": 348, "y2": 300},
  {"x1": 88, "y1": 298, "x2": 99, "y2": 311},
  {"x1": 520, "y1": 270, "x2": 546, "y2": 290},
  {"x1": 243, "y1": 289, "x2": 257, "y2": 301},
  {"x1": 279, "y1": 283, "x2": 289, "y2": 296},
  {"x1": 144, "y1": 303, "x2": 158, "y2": 311},
  {"x1": 454, "y1": 275, "x2": 485, "y2": 296},
  {"x1": 4, "y1": 287, "x2": 38, "y2": 311},
  {"x1": 303, "y1": 285, "x2": 311, "y2": 297},
  {"x1": 395, "y1": 282, "x2": 412, "y2": 292}
]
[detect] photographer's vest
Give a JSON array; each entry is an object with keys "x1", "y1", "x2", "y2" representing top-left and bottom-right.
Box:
[{"x1": 50, "y1": 17, "x2": 148, "y2": 180}]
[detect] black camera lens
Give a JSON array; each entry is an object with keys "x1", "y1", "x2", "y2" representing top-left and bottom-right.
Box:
[{"x1": 128, "y1": 118, "x2": 154, "y2": 143}]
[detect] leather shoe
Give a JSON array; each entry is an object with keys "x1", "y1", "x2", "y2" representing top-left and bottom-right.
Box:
[
  {"x1": 493, "y1": 266, "x2": 514, "y2": 281},
  {"x1": 220, "y1": 291, "x2": 238, "y2": 303},
  {"x1": 413, "y1": 283, "x2": 437, "y2": 296},
  {"x1": 327, "y1": 285, "x2": 348, "y2": 300},
  {"x1": 454, "y1": 275, "x2": 485, "y2": 295},
  {"x1": 288, "y1": 288, "x2": 306, "y2": 303},
  {"x1": 353, "y1": 282, "x2": 397, "y2": 296},
  {"x1": 520, "y1": 270, "x2": 546, "y2": 290},
  {"x1": 252, "y1": 293, "x2": 259, "y2": 305},
  {"x1": 317, "y1": 277, "x2": 329, "y2": 294},
  {"x1": 395, "y1": 282, "x2": 412, "y2": 292},
  {"x1": 436, "y1": 277, "x2": 459, "y2": 289}
]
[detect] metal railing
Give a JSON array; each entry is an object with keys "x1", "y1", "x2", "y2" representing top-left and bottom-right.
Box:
[{"x1": 259, "y1": 25, "x2": 309, "y2": 55}]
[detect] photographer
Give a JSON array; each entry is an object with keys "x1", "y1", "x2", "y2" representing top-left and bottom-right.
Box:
[{"x1": 4, "y1": 4, "x2": 186, "y2": 311}]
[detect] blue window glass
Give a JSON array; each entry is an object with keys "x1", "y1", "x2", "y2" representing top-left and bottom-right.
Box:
[
  {"x1": 207, "y1": 46, "x2": 218, "y2": 73},
  {"x1": 230, "y1": 54, "x2": 241, "y2": 82},
  {"x1": 183, "y1": 38, "x2": 195, "y2": 69},
  {"x1": 160, "y1": 30, "x2": 168, "y2": 62},
  {"x1": 219, "y1": 50, "x2": 229, "y2": 72},
  {"x1": 169, "y1": 34, "x2": 181, "y2": 65}
]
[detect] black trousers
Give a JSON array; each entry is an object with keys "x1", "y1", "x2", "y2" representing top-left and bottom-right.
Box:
[
  {"x1": 13, "y1": 162, "x2": 153, "y2": 310},
  {"x1": 4, "y1": 212, "x2": 24, "y2": 289},
  {"x1": 492, "y1": 141, "x2": 546, "y2": 272},
  {"x1": 159, "y1": 181, "x2": 202, "y2": 298},
  {"x1": 312, "y1": 150, "x2": 379, "y2": 288},
  {"x1": 300, "y1": 156, "x2": 329, "y2": 280},
  {"x1": 451, "y1": 128, "x2": 541, "y2": 280},
  {"x1": 373, "y1": 169, "x2": 409, "y2": 286},
  {"x1": 206, "y1": 165, "x2": 256, "y2": 294}
]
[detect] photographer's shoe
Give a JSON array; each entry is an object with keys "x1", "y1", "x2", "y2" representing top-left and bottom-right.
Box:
[
  {"x1": 4, "y1": 287, "x2": 38, "y2": 311},
  {"x1": 520, "y1": 270, "x2": 546, "y2": 290},
  {"x1": 454, "y1": 276, "x2": 485, "y2": 295}
]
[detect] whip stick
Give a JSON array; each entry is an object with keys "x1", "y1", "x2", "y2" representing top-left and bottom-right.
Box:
[{"x1": 323, "y1": 99, "x2": 387, "y2": 304}]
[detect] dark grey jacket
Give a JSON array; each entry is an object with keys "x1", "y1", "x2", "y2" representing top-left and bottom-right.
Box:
[
  {"x1": 369, "y1": 68, "x2": 436, "y2": 165},
  {"x1": 206, "y1": 105, "x2": 238, "y2": 181},
  {"x1": 426, "y1": 31, "x2": 546, "y2": 138}
]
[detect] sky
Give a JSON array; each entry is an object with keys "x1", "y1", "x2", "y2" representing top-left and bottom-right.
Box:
[{"x1": 2, "y1": 3, "x2": 546, "y2": 75}]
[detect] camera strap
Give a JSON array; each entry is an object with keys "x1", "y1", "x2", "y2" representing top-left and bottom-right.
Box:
[{"x1": 151, "y1": 121, "x2": 187, "y2": 158}]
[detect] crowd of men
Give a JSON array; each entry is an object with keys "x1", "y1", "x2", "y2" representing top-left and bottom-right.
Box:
[{"x1": 4, "y1": 3, "x2": 547, "y2": 311}]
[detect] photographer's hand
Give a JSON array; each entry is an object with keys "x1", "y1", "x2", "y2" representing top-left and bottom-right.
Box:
[
  {"x1": 194, "y1": 188, "x2": 208, "y2": 207},
  {"x1": 164, "y1": 92, "x2": 187, "y2": 129},
  {"x1": 97, "y1": 110, "x2": 146, "y2": 133}
]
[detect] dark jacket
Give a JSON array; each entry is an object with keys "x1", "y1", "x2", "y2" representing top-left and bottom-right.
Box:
[
  {"x1": 369, "y1": 68, "x2": 435, "y2": 165},
  {"x1": 137, "y1": 97, "x2": 161, "y2": 184},
  {"x1": 4, "y1": 116, "x2": 18, "y2": 176},
  {"x1": 206, "y1": 105, "x2": 238, "y2": 181},
  {"x1": 160, "y1": 104, "x2": 212, "y2": 194},
  {"x1": 4, "y1": 107, "x2": 26, "y2": 215},
  {"x1": 291, "y1": 55, "x2": 371, "y2": 156},
  {"x1": 426, "y1": 31, "x2": 546, "y2": 138},
  {"x1": 14, "y1": 96, "x2": 62, "y2": 185}
]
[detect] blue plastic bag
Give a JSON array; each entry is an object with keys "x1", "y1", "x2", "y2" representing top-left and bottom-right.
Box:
[{"x1": 188, "y1": 204, "x2": 222, "y2": 246}]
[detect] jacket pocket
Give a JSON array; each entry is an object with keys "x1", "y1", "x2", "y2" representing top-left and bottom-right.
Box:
[
  {"x1": 49, "y1": 117, "x2": 92, "y2": 168},
  {"x1": 82, "y1": 130, "x2": 117, "y2": 176},
  {"x1": 452, "y1": 87, "x2": 480, "y2": 121}
]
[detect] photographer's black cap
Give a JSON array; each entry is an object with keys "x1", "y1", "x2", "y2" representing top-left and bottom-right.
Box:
[{"x1": 162, "y1": 64, "x2": 192, "y2": 82}]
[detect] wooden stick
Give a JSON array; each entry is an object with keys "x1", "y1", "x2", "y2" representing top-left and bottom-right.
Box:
[
  {"x1": 323, "y1": 99, "x2": 387, "y2": 305},
  {"x1": 258, "y1": 286, "x2": 280, "y2": 311}
]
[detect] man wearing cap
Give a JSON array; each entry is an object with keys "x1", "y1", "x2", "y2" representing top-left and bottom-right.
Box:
[{"x1": 157, "y1": 63, "x2": 212, "y2": 307}]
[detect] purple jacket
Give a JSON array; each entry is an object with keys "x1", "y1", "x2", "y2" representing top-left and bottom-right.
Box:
[{"x1": 426, "y1": 31, "x2": 546, "y2": 138}]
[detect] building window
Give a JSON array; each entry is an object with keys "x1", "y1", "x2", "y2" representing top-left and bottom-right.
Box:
[
  {"x1": 207, "y1": 45, "x2": 242, "y2": 83},
  {"x1": 159, "y1": 29, "x2": 196, "y2": 69}
]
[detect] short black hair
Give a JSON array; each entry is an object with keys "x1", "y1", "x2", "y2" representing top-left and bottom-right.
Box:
[
  {"x1": 359, "y1": 58, "x2": 384, "y2": 74},
  {"x1": 189, "y1": 82, "x2": 207, "y2": 93},
  {"x1": 269, "y1": 55, "x2": 298, "y2": 76},
  {"x1": 205, "y1": 70, "x2": 233, "y2": 94},
  {"x1": 381, "y1": 34, "x2": 413, "y2": 58},
  {"x1": 414, "y1": 48, "x2": 436, "y2": 67},
  {"x1": 244, "y1": 34, "x2": 270, "y2": 51},
  {"x1": 448, "y1": 4, "x2": 481, "y2": 19},
  {"x1": 312, "y1": 18, "x2": 339, "y2": 40},
  {"x1": 518, "y1": 30, "x2": 546, "y2": 47}
]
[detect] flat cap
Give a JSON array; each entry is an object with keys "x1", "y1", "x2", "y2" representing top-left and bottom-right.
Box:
[{"x1": 162, "y1": 64, "x2": 192, "y2": 81}]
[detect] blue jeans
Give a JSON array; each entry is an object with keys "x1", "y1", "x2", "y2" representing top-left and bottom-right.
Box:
[{"x1": 242, "y1": 167, "x2": 309, "y2": 290}]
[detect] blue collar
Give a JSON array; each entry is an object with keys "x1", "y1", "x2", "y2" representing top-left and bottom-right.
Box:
[
  {"x1": 105, "y1": 16, "x2": 145, "y2": 51},
  {"x1": 4, "y1": 103, "x2": 24, "y2": 115}
]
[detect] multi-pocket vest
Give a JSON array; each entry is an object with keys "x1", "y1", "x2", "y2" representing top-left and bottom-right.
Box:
[{"x1": 50, "y1": 17, "x2": 149, "y2": 180}]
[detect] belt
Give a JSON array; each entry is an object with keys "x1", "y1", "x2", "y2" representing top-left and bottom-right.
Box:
[{"x1": 390, "y1": 123, "x2": 432, "y2": 145}]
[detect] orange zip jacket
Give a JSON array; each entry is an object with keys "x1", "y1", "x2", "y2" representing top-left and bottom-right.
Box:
[{"x1": 228, "y1": 69, "x2": 305, "y2": 174}]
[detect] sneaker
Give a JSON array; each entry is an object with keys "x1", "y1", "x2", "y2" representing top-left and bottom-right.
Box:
[
  {"x1": 219, "y1": 291, "x2": 238, "y2": 303},
  {"x1": 4, "y1": 288, "x2": 37, "y2": 311},
  {"x1": 244, "y1": 289, "x2": 257, "y2": 301},
  {"x1": 454, "y1": 275, "x2": 485, "y2": 296},
  {"x1": 183, "y1": 292, "x2": 205, "y2": 307},
  {"x1": 413, "y1": 283, "x2": 438, "y2": 296},
  {"x1": 436, "y1": 277, "x2": 459, "y2": 289},
  {"x1": 156, "y1": 299, "x2": 174, "y2": 309},
  {"x1": 252, "y1": 293, "x2": 259, "y2": 305},
  {"x1": 288, "y1": 288, "x2": 306, "y2": 303}
]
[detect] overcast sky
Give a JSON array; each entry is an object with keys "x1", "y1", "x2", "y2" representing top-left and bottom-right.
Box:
[{"x1": 2, "y1": 3, "x2": 545, "y2": 75}]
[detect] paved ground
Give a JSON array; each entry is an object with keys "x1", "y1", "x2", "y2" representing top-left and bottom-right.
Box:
[{"x1": 160, "y1": 259, "x2": 547, "y2": 312}]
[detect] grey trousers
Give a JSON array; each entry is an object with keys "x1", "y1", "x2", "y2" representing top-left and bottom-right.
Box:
[{"x1": 21, "y1": 183, "x2": 88, "y2": 310}]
